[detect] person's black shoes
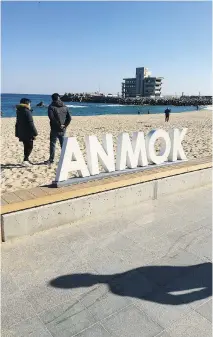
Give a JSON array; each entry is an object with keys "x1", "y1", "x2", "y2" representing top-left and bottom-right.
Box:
[{"x1": 44, "y1": 160, "x2": 54, "y2": 165}]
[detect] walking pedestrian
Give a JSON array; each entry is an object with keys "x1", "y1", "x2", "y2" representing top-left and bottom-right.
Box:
[
  {"x1": 164, "y1": 107, "x2": 171, "y2": 122},
  {"x1": 15, "y1": 98, "x2": 38, "y2": 165},
  {"x1": 45, "y1": 93, "x2": 71, "y2": 164}
]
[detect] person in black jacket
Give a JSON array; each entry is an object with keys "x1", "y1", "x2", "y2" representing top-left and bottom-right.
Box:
[
  {"x1": 15, "y1": 98, "x2": 38, "y2": 166},
  {"x1": 164, "y1": 107, "x2": 171, "y2": 122},
  {"x1": 46, "y1": 93, "x2": 71, "y2": 164}
]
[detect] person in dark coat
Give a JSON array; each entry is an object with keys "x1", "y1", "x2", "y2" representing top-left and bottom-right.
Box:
[
  {"x1": 36, "y1": 101, "x2": 45, "y2": 107},
  {"x1": 46, "y1": 93, "x2": 71, "y2": 164},
  {"x1": 164, "y1": 107, "x2": 171, "y2": 122},
  {"x1": 15, "y1": 98, "x2": 38, "y2": 165}
]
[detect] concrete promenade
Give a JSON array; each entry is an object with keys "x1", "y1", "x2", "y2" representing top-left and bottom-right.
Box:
[{"x1": 2, "y1": 185, "x2": 212, "y2": 337}]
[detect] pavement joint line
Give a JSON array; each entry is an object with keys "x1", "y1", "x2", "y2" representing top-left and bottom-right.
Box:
[
  {"x1": 192, "y1": 297, "x2": 213, "y2": 314},
  {"x1": 132, "y1": 300, "x2": 168, "y2": 331},
  {"x1": 69, "y1": 303, "x2": 135, "y2": 337},
  {"x1": 99, "y1": 321, "x2": 114, "y2": 337}
]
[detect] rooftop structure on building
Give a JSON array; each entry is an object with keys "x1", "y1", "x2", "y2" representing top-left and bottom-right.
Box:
[{"x1": 122, "y1": 67, "x2": 163, "y2": 98}]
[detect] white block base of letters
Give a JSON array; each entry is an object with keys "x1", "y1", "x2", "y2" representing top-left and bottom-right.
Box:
[
  {"x1": 116, "y1": 132, "x2": 148, "y2": 170},
  {"x1": 168, "y1": 128, "x2": 188, "y2": 161},
  {"x1": 146, "y1": 129, "x2": 171, "y2": 165},
  {"x1": 55, "y1": 137, "x2": 90, "y2": 182},
  {"x1": 85, "y1": 134, "x2": 115, "y2": 175}
]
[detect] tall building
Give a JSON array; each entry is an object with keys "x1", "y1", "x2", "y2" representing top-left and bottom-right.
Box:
[{"x1": 122, "y1": 67, "x2": 163, "y2": 98}]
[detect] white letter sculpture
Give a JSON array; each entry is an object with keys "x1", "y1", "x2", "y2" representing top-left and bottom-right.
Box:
[
  {"x1": 55, "y1": 137, "x2": 90, "y2": 182},
  {"x1": 85, "y1": 134, "x2": 115, "y2": 175},
  {"x1": 168, "y1": 128, "x2": 187, "y2": 161},
  {"x1": 55, "y1": 128, "x2": 188, "y2": 183},
  {"x1": 116, "y1": 132, "x2": 148, "y2": 170},
  {"x1": 146, "y1": 129, "x2": 171, "y2": 164}
]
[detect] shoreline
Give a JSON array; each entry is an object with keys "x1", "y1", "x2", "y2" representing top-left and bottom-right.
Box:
[
  {"x1": 1, "y1": 110, "x2": 212, "y2": 193},
  {"x1": 1, "y1": 105, "x2": 212, "y2": 119}
]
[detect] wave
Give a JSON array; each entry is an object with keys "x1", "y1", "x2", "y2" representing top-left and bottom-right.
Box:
[
  {"x1": 66, "y1": 105, "x2": 87, "y2": 108},
  {"x1": 202, "y1": 105, "x2": 213, "y2": 110},
  {"x1": 99, "y1": 104, "x2": 124, "y2": 107}
]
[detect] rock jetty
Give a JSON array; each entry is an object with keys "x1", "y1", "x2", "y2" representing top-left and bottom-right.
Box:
[{"x1": 60, "y1": 93, "x2": 212, "y2": 107}]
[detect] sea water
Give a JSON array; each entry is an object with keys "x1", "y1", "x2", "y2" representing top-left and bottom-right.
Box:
[{"x1": 1, "y1": 93, "x2": 205, "y2": 118}]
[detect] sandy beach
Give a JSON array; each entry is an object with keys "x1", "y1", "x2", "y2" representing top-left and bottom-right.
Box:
[{"x1": 1, "y1": 110, "x2": 212, "y2": 193}]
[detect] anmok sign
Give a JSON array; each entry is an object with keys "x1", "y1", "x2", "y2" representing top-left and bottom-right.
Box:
[{"x1": 55, "y1": 128, "x2": 187, "y2": 183}]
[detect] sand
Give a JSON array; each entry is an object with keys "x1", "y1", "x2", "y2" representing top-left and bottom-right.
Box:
[{"x1": 1, "y1": 110, "x2": 212, "y2": 193}]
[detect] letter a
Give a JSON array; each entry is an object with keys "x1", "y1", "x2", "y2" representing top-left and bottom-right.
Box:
[{"x1": 55, "y1": 137, "x2": 90, "y2": 182}]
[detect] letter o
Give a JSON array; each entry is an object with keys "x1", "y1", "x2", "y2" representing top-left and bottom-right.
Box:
[{"x1": 146, "y1": 129, "x2": 171, "y2": 164}]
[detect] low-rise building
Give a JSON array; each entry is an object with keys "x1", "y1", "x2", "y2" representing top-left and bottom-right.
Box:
[{"x1": 122, "y1": 67, "x2": 163, "y2": 98}]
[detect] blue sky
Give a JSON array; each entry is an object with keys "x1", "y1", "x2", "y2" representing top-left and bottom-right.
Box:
[{"x1": 1, "y1": 1, "x2": 212, "y2": 95}]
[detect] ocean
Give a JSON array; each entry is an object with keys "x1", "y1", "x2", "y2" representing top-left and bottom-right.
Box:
[{"x1": 1, "y1": 93, "x2": 205, "y2": 118}]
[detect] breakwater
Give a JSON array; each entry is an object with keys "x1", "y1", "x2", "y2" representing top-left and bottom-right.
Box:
[{"x1": 60, "y1": 94, "x2": 212, "y2": 107}]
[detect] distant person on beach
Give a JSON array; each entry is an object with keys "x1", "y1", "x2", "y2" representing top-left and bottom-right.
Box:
[
  {"x1": 148, "y1": 110, "x2": 150, "y2": 114},
  {"x1": 15, "y1": 98, "x2": 38, "y2": 166},
  {"x1": 36, "y1": 101, "x2": 45, "y2": 107},
  {"x1": 46, "y1": 93, "x2": 71, "y2": 164},
  {"x1": 138, "y1": 110, "x2": 140, "y2": 115},
  {"x1": 164, "y1": 107, "x2": 171, "y2": 122},
  {"x1": 197, "y1": 105, "x2": 199, "y2": 111}
]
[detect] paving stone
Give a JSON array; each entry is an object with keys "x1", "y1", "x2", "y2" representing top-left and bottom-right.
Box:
[
  {"x1": 1, "y1": 248, "x2": 35, "y2": 282},
  {"x1": 29, "y1": 187, "x2": 49, "y2": 197},
  {"x1": 164, "y1": 311, "x2": 212, "y2": 337},
  {"x1": 1, "y1": 292, "x2": 37, "y2": 330},
  {"x1": 79, "y1": 284, "x2": 132, "y2": 321},
  {"x1": 1, "y1": 317, "x2": 51, "y2": 337},
  {"x1": 133, "y1": 290, "x2": 191, "y2": 329},
  {"x1": 195, "y1": 298, "x2": 212, "y2": 322},
  {"x1": 14, "y1": 189, "x2": 36, "y2": 201},
  {"x1": 80, "y1": 246, "x2": 131, "y2": 274},
  {"x1": 102, "y1": 304, "x2": 162, "y2": 337},
  {"x1": 187, "y1": 235, "x2": 212, "y2": 261},
  {"x1": 118, "y1": 234, "x2": 181, "y2": 269},
  {"x1": 100, "y1": 233, "x2": 135, "y2": 252},
  {"x1": 25, "y1": 266, "x2": 98, "y2": 314},
  {"x1": 121, "y1": 211, "x2": 201, "y2": 246},
  {"x1": 3, "y1": 250, "x2": 81, "y2": 291},
  {"x1": 2, "y1": 192, "x2": 22, "y2": 204},
  {"x1": 39, "y1": 300, "x2": 96, "y2": 337},
  {"x1": 75, "y1": 324, "x2": 111, "y2": 337},
  {"x1": 54, "y1": 225, "x2": 92, "y2": 251},
  {"x1": 81, "y1": 217, "x2": 128, "y2": 240},
  {"x1": 167, "y1": 220, "x2": 211, "y2": 255},
  {"x1": 140, "y1": 250, "x2": 206, "y2": 287},
  {"x1": 1, "y1": 198, "x2": 8, "y2": 205},
  {"x1": 1, "y1": 271, "x2": 19, "y2": 299}
]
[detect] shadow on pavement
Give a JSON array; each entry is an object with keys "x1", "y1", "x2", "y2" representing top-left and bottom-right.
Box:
[
  {"x1": 1, "y1": 163, "x2": 24, "y2": 169},
  {"x1": 49, "y1": 262, "x2": 212, "y2": 305}
]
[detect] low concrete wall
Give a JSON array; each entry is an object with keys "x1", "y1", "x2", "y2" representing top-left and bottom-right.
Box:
[{"x1": 1, "y1": 167, "x2": 211, "y2": 242}]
